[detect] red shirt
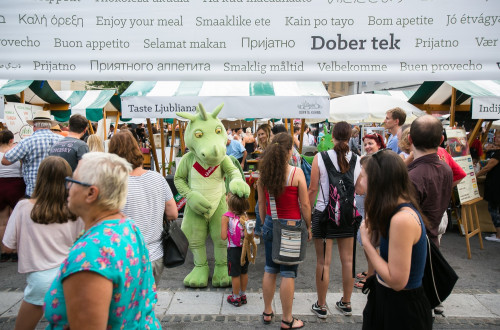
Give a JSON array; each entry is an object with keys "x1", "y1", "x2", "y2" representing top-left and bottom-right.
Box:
[
  {"x1": 265, "y1": 186, "x2": 301, "y2": 220},
  {"x1": 437, "y1": 147, "x2": 466, "y2": 182}
]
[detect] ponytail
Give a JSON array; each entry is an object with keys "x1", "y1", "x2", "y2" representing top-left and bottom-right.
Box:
[
  {"x1": 332, "y1": 121, "x2": 352, "y2": 173},
  {"x1": 334, "y1": 140, "x2": 350, "y2": 173}
]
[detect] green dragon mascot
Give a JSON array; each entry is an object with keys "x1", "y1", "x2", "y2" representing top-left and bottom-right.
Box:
[{"x1": 174, "y1": 103, "x2": 250, "y2": 287}]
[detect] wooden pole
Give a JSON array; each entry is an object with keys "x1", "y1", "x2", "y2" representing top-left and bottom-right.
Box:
[
  {"x1": 146, "y1": 118, "x2": 160, "y2": 173},
  {"x1": 160, "y1": 119, "x2": 166, "y2": 177},
  {"x1": 481, "y1": 121, "x2": 493, "y2": 144},
  {"x1": 114, "y1": 113, "x2": 119, "y2": 135},
  {"x1": 103, "y1": 111, "x2": 107, "y2": 141},
  {"x1": 179, "y1": 121, "x2": 186, "y2": 154},
  {"x1": 88, "y1": 120, "x2": 94, "y2": 134},
  {"x1": 284, "y1": 118, "x2": 289, "y2": 131},
  {"x1": 299, "y1": 119, "x2": 306, "y2": 154},
  {"x1": 468, "y1": 119, "x2": 484, "y2": 147},
  {"x1": 450, "y1": 87, "x2": 457, "y2": 127},
  {"x1": 168, "y1": 119, "x2": 177, "y2": 175}
]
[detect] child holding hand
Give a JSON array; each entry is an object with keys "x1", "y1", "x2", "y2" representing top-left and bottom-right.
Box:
[{"x1": 221, "y1": 193, "x2": 250, "y2": 307}]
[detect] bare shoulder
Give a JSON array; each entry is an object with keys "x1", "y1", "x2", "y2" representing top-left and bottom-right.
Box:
[
  {"x1": 390, "y1": 207, "x2": 421, "y2": 239},
  {"x1": 292, "y1": 166, "x2": 305, "y2": 185}
]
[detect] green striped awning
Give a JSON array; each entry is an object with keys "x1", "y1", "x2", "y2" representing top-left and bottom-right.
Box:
[
  {"x1": 121, "y1": 81, "x2": 330, "y2": 119},
  {"x1": 0, "y1": 80, "x2": 33, "y2": 97},
  {"x1": 0, "y1": 79, "x2": 70, "y2": 120},
  {"x1": 0, "y1": 80, "x2": 69, "y2": 106},
  {"x1": 53, "y1": 90, "x2": 120, "y2": 122},
  {"x1": 408, "y1": 81, "x2": 500, "y2": 108}
]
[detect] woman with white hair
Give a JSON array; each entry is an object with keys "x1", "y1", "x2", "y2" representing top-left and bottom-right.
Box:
[
  {"x1": 43, "y1": 152, "x2": 160, "y2": 329},
  {"x1": 109, "y1": 130, "x2": 178, "y2": 285}
]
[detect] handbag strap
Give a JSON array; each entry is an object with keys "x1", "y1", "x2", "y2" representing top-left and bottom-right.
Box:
[
  {"x1": 163, "y1": 213, "x2": 171, "y2": 231},
  {"x1": 427, "y1": 235, "x2": 442, "y2": 304},
  {"x1": 269, "y1": 195, "x2": 278, "y2": 221}
]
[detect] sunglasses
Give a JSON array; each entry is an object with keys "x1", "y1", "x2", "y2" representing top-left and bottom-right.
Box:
[
  {"x1": 371, "y1": 148, "x2": 388, "y2": 166},
  {"x1": 65, "y1": 177, "x2": 92, "y2": 190}
]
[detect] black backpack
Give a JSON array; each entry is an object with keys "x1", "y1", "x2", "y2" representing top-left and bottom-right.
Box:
[{"x1": 320, "y1": 151, "x2": 361, "y2": 229}]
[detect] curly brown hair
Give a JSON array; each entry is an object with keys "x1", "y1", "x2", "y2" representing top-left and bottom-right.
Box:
[
  {"x1": 31, "y1": 156, "x2": 77, "y2": 224},
  {"x1": 258, "y1": 133, "x2": 293, "y2": 197},
  {"x1": 109, "y1": 130, "x2": 144, "y2": 169}
]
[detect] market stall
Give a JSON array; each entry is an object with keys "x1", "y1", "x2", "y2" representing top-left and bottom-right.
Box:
[
  {"x1": 408, "y1": 80, "x2": 500, "y2": 256},
  {"x1": 121, "y1": 81, "x2": 330, "y2": 173}
]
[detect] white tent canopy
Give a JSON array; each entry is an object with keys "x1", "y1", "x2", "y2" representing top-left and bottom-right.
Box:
[{"x1": 308, "y1": 93, "x2": 426, "y2": 124}]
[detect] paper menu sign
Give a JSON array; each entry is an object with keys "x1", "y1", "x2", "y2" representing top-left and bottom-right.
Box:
[{"x1": 445, "y1": 128, "x2": 480, "y2": 204}]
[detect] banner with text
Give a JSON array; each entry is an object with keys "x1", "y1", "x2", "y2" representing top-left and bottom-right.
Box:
[
  {"x1": 445, "y1": 127, "x2": 480, "y2": 204},
  {"x1": 0, "y1": 0, "x2": 499, "y2": 81},
  {"x1": 121, "y1": 95, "x2": 329, "y2": 118},
  {"x1": 472, "y1": 96, "x2": 500, "y2": 120}
]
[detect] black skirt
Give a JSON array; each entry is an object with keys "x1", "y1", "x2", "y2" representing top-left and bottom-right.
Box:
[
  {"x1": 311, "y1": 208, "x2": 356, "y2": 239},
  {"x1": 362, "y1": 280, "x2": 432, "y2": 330}
]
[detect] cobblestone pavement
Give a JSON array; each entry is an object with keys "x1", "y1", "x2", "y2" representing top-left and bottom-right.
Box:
[{"x1": 1, "y1": 223, "x2": 499, "y2": 329}]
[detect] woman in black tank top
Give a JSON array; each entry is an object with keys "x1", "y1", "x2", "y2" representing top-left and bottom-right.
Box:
[{"x1": 359, "y1": 149, "x2": 432, "y2": 330}]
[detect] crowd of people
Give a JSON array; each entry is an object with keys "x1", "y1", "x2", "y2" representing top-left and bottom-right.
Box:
[
  {"x1": 0, "y1": 111, "x2": 175, "y2": 329},
  {"x1": 0, "y1": 107, "x2": 498, "y2": 329}
]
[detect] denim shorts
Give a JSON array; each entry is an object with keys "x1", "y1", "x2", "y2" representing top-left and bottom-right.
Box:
[
  {"x1": 24, "y1": 267, "x2": 59, "y2": 306},
  {"x1": 262, "y1": 215, "x2": 298, "y2": 278}
]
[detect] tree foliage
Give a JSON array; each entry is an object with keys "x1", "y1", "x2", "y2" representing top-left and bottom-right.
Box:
[{"x1": 87, "y1": 81, "x2": 132, "y2": 94}]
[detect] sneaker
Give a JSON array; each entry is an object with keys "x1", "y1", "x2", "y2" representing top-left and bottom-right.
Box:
[
  {"x1": 227, "y1": 295, "x2": 241, "y2": 307},
  {"x1": 335, "y1": 298, "x2": 352, "y2": 316},
  {"x1": 485, "y1": 235, "x2": 500, "y2": 242},
  {"x1": 240, "y1": 294, "x2": 247, "y2": 305},
  {"x1": 11, "y1": 253, "x2": 18, "y2": 262},
  {"x1": 311, "y1": 301, "x2": 327, "y2": 319}
]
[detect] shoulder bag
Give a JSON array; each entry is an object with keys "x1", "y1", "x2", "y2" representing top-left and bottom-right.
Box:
[
  {"x1": 162, "y1": 215, "x2": 189, "y2": 268},
  {"x1": 270, "y1": 195, "x2": 307, "y2": 265},
  {"x1": 422, "y1": 235, "x2": 458, "y2": 309}
]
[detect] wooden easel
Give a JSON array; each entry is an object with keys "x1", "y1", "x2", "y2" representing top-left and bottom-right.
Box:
[{"x1": 458, "y1": 197, "x2": 484, "y2": 259}]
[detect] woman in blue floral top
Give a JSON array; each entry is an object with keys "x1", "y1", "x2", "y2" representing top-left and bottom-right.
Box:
[{"x1": 44, "y1": 152, "x2": 160, "y2": 329}]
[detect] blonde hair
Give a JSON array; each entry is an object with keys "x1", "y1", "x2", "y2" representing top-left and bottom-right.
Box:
[
  {"x1": 398, "y1": 127, "x2": 411, "y2": 154},
  {"x1": 87, "y1": 134, "x2": 104, "y2": 152}
]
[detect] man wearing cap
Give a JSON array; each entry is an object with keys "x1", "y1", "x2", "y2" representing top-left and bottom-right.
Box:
[
  {"x1": 49, "y1": 114, "x2": 89, "y2": 172},
  {"x1": 1, "y1": 110, "x2": 62, "y2": 197}
]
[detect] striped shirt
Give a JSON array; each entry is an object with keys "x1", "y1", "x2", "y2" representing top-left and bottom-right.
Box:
[
  {"x1": 4, "y1": 129, "x2": 62, "y2": 196},
  {"x1": 122, "y1": 171, "x2": 173, "y2": 262}
]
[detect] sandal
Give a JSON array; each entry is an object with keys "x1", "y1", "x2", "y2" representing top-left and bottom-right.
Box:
[
  {"x1": 262, "y1": 311, "x2": 274, "y2": 324},
  {"x1": 354, "y1": 280, "x2": 366, "y2": 289},
  {"x1": 281, "y1": 317, "x2": 304, "y2": 330},
  {"x1": 356, "y1": 271, "x2": 367, "y2": 280}
]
